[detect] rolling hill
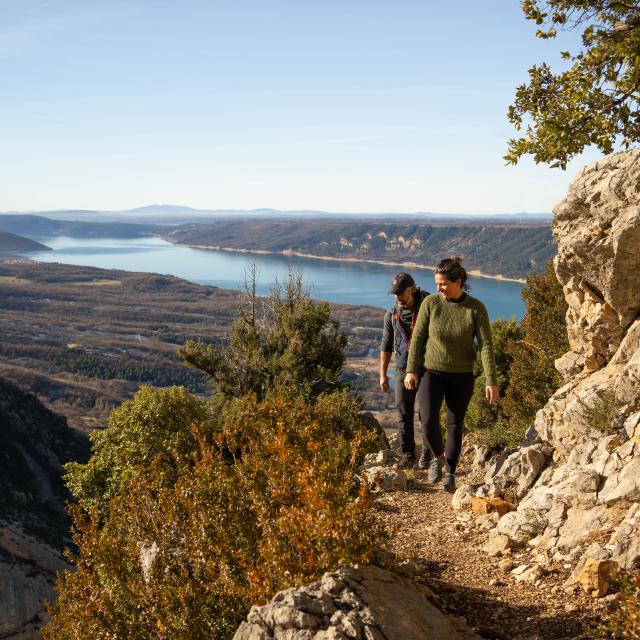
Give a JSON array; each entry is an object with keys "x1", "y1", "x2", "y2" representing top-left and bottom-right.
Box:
[
  {"x1": 166, "y1": 219, "x2": 556, "y2": 280},
  {"x1": 0, "y1": 230, "x2": 50, "y2": 252}
]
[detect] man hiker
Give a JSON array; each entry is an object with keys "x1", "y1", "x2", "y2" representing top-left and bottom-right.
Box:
[{"x1": 379, "y1": 272, "x2": 431, "y2": 469}]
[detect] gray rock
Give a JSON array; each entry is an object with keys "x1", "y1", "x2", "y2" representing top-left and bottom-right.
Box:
[
  {"x1": 474, "y1": 512, "x2": 500, "y2": 532},
  {"x1": 552, "y1": 469, "x2": 601, "y2": 508},
  {"x1": 522, "y1": 424, "x2": 542, "y2": 446},
  {"x1": 0, "y1": 522, "x2": 69, "y2": 640},
  {"x1": 496, "y1": 510, "x2": 547, "y2": 546},
  {"x1": 362, "y1": 450, "x2": 396, "y2": 469},
  {"x1": 568, "y1": 544, "x2": 613, "y2": 586},
  {"x1": 469, "y1": 445, "x2": 490, "y2": 470},
  {"x1": 451, "y1": 484, "x2": 475, "y2": 511},
  {"x1": 598, "y1": 457, "x2": 640, "y2": 504},
  {"x1": 364, "y1": 466, "x2": 407, "y2": 492},
  {"x1": 604, "y1": 503, "x2": 640, "y2": 570},
  {"x1": 624, "y1": 411, "x2": 640, "y2": 439},
  {"x1": 235, "y1": 621, "x2": 271, "y2": 640},
  {"x1": 233, "y1": 565, "x2": 482, "y2": 640},
  {"x1": 483, "y1": 533, "x2": 513, "y2": 556},
  {"x1": 515, "y1": 564, "x2": 544, "y2": 584},
  {"x1": 556, "y1": 506, "x2": 608, "y2": 551},
  {"x1": 484, "y1": 445, "x2": 548, "y2": 500}
]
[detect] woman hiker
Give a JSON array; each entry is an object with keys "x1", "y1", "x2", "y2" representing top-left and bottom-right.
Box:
[{"x1": 404, "y1": 257, "x2": 498, "y2": 493}]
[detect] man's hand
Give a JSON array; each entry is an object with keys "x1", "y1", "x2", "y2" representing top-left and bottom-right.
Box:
[
  {"x1": 379, "y1": 351, "x2": 392, "y2": 392},
  {"x1": 485, "y1": 385, "x2": 499, "y2": 403},
  {"x1": 404, "y1": 372, "x2": 418, "y2": 390}
]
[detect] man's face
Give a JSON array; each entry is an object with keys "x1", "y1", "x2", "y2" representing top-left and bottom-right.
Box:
[{"x1": 395, "y1": 287, "x2": 415, "y2": 309}]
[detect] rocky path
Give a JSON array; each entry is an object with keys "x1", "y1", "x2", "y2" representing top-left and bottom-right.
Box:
[{"x1": 372, "y1": 464, "x2": 605, "y2": 640}]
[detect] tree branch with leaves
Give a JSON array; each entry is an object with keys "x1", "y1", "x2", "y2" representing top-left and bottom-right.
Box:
[{"x1": 505, "y1": 0, "x2": 640, "y2": 168}]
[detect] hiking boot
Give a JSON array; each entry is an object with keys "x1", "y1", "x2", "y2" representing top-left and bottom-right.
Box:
[
  {"x1": 417, "y1": 448, "x2": 432, "y2": 470},
  {"x1": 443, "y1": 473, "x2": 456, "y2": 493},
  {"x1": 427, "y1": 458, "x2": 443, "y2": 484},
  {"x1": 394, "y1": 454, "x2": 415, "y2": 471}
]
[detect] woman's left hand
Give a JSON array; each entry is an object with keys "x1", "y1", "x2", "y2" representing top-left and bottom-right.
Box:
[{"x1": 485, "y1": 385, "x2": 499, "y2": 403}]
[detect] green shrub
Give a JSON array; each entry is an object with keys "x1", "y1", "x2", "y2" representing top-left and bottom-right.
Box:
[
  {"x1": 578, "y1": 389, "x2": 618, "y2": 434},
  {"x1": 466, "y1": 318, "x2": 523, "y2": 450},
  {"x1": 501, "y1": 261, "x2": 569, "y2": 441},
  {"x1": 182, "y1": 269, "x2": 346, "y2": 402},
  {"x1": 64, "y1": 384, "x2": 211, "y2": 519}
]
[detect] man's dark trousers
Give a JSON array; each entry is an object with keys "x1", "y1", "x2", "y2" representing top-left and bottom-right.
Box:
[{"x1": 394, "y1": 367, "x2": 419, "y2": 460}]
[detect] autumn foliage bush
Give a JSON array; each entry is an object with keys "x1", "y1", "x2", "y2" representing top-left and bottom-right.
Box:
[
  {"x1": 44, "y1": 385, "x2": 382, "y2": 640},
  {"x1": 45, "y1": 272, "x2": 383, "y2": 639},
  {"x1": 598, "y1": 574, "x2": 640, "y2": 639}
]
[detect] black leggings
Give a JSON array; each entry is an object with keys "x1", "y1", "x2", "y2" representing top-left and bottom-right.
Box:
[
  {"x1": 417, "y1": 370, "x2": 474, "y2": 474},
  {"x1": 394, "y1": 368, "x2": 418, "y2": 458}
]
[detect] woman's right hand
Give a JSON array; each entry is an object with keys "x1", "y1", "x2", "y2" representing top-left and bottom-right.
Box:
[{"x1": 404, "y1": 372, "x2": 418, "y2": 390}]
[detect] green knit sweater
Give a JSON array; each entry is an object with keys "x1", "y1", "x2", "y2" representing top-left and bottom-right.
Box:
[{"x1": 406, "y1": 293, "x2": 497, "y2": 386}]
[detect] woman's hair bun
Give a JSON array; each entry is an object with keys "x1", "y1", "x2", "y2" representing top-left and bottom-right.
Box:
[{"x1": 451, "y1": 255, "x2": 463, "y2": 264}]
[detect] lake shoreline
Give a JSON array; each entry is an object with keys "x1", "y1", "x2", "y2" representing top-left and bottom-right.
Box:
[
  {"x1": 168, "y1": 241, "x2": 527, "y2": 284},
  {"x1": 22, "y1": 236, "x2": 525, "y2": 319}
]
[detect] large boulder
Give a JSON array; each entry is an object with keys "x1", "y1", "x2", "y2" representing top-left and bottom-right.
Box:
[
  {"x1": 234, "y1": 565, "x2": 482, "y2": 640},
  {"x1": 553, "y1": 150, "x2": 640, "y2": 373}
]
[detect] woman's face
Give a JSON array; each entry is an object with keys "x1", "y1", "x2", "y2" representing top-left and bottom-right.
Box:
[{"x1": 435, "y1": 273, "x2": 463, "y2": 299}]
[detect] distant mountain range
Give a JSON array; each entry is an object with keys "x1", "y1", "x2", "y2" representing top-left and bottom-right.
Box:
[
  {"x1": 0, "y1": 214, "x2": 158, "y2": 239},
  {"x1": 0, "y1": 205, "x2": 553, "y2": 225}
]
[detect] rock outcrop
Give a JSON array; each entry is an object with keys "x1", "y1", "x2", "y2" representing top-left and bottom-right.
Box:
[
  {"x1": 0, "y1": 524, "x2": 68, "y2": 639},
  {"x1": 0, "y1": 378, "x2": 89, "y2": 638},
  {"x1": 477, "y1": 150, "x2": 640, "y2": 588},
  {"x1": 234, "y1": 565, "x2": 481, "y2": 640}
]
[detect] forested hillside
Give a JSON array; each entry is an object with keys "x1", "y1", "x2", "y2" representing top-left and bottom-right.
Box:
[
  {"x1": 0, "y1": 214, "x2": 156, "y2": 238},
  {"x1": 167, "y1": 220, "x2": 555, "y2": 279},
  {"x1": 0, "y1": 230, "x2": 50, "y2": 252},
  {"x1": 0, "y1": 377, "x2": 89, "y2": 528}
]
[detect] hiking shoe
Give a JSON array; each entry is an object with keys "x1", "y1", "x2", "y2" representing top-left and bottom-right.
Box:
[
  {"x1": 427, "y1": 458, "x2": 443, "y2": 484},
  {"x1": 394, "y1": 454, "x2": 415, "y2": 471},
  {"x1": 417, "y1": 448, "x2": 432, "y2": 470},
  {"x1": 443, "y1": 473, "x2": 456, "y2": 493}
]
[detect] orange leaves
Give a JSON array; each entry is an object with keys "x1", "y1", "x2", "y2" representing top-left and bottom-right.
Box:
[{"x1": 45, "y1": 384, "x2": 383, "y2": 639}]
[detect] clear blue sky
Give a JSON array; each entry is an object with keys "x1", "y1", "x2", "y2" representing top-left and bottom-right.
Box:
[{"x1": 0, "y1": 1, "x2": 600, "y2": 214}]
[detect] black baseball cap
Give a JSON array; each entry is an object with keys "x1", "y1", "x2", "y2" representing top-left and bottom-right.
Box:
[{"x1": 389, "y1": 272, "x2": 415, "y2": 294}]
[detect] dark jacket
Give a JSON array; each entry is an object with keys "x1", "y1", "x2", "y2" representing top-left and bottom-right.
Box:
[{"x1": 381, "y1": 288, "x2": 429, "y2": 371}]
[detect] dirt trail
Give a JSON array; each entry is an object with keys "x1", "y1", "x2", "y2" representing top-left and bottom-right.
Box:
[{"x1": 372, "y1": 463, "x2": 604, "y2": 640}]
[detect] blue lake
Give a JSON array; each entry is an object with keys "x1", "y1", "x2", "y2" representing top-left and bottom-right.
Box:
[{"x1": 24, "y1": 236, "x2": 525, "y2": 320}]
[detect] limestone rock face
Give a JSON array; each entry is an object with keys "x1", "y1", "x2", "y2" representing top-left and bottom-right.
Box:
[
  {"x1": 553, "y1": 149, "x2": 640, "y2": 373},
  {"x1": 476, "y1": 150, "x2": 640, "y2": 580},
  {"x1": 0, "y1": 378, "x2": 89, "y2": 639},
  {"x1": 0, "y1": 522, "x2": 69, "y2": 640},
  {"x1": 234, "y1": 565, "x2": 482, "y2": 640},
  {"x1": 483, "y1": 444, "x2": 548, "y2": 500}
]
